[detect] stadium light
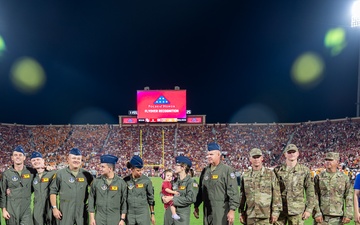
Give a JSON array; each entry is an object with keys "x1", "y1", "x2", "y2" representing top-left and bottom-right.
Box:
[{"x1": 352, "y1": 0, "x2": 360, "y2": 117}]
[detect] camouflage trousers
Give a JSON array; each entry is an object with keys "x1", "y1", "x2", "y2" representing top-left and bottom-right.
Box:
[
  {"x1": 276, "y1": 213, "x2": 304, "y2": 225},
  {"x1": 314, "y1": 216, "x2": 342, "y2": 225},
  {"x1": 246, "y1": 218, "x2": 272, "y2": 225}
]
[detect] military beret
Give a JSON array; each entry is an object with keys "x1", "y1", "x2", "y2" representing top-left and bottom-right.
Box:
[
  {"x1": 285, "y1": 144, "x2": 298, "y2": 152},
  {"x1": 100, "y1": 154, "x2": 118, "y2": 164},
  {"x1": 130, "y1": 155, "x2": 143, "y2": 169},
  {"x1": 249, "y1": 148, "x2": 262, "y2": 157},
  {"x1": 31, "y1": 151, "x2": 42, "y2": 159},
  {"x1": 325, "y1": 152, "x2": 339, "y2": 160},
  {"x1": 208, "y1": 142, "x2": 220, "y2": 151},
  {"x1": 69, "y1": 148, "x2": 81, "y2": 156},
  {"x1": 14, "y1": 145, "x2": 25, "y2": 155},
  {"x1": 175, "y1": 155, "x2": 192, "y2": 167}
]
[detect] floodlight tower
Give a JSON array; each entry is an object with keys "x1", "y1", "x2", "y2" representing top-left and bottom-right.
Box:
[{"x1": 352, "y1": 0, "x2": 360, "y2": 117}]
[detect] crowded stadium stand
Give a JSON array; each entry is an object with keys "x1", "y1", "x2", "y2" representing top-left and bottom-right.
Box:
[{"x1": 0, "y1": 117, "x2": 360, "y2": 178}]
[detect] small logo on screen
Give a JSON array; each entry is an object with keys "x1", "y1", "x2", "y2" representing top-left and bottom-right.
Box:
[{"x1": 154, "y1": 96, "x2": 170, "y2": 104}]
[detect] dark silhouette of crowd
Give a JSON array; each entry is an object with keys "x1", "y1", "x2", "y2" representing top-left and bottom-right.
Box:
[{"x1": 0, "y1": 117, "x2": 359, "y2": 175}]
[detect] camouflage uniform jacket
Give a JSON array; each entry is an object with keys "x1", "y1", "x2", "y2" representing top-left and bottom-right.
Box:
[
  {"x1": 313, "y1": 170, "x2": 353, "y2": 219},
  {"x1": 239, "y1": 166, "x2": 282, "y2": 219},
  {"x1": 274, "y1": 163, "x2": 315, "y2": 215}
]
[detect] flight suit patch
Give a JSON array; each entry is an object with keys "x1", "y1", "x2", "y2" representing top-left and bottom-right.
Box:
[
  {"x1": 77, "y1": 178, "x2": 85, "y2": 182},
  {"x1": 22, "y1": 174, "x2": 30, "y2": 179},
  {"x1": 136, "y1": 183, "x2": 144, "y2": 188},
  {"x1": 193, "y1": 183, "x2": 198, "y2": 188},
  {"x1": 230, "y1": 173, "x2": 235, "y2": 179},
  {"x1": 179, "y1": 186, "x2": 186, "y2": 190},
  {"x1": 101, "y1": 184, "x2": 108, "y2": 190},
  {"x1": 69, "y1": 177, "x2": 75, "y2": 183},
  {"x1": 211, "y1": 174, "x2": 218, "y2": 180},
  {"x1": 33, "y1": 179, "x2": 38, "y2": 185},
  {"x1": 109, "y1": 185, "x2": 118, "y2": 191},
  {"x1": 12, "y1": 176, "x2": 19, "y2": 181},
  {"x1": 41, "y1": 178, "x2": 49, "y2": 182}
]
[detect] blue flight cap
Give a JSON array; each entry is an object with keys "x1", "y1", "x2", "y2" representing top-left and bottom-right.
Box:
[
  {"x1": 31, "y1": 151, "x2": 42, "y2": 159},
  {"x1": 208, "y1": 142, "x2": 220, "y2": 151},
  {"x1": 69, "y1": 148, "x2": 81, "y2": 156},
  {"x1": 130, "y1": 155, "x2": 143, "y2": 169},
  {"x1": 175, "y1": 155, "x2": 192, "y2": 167},
  {"x1": 14, "y1": 145, "x2": 25, "y2": 155},
  {"x1": 100, "y1": 154, "x2": 118, "y2": 164}
]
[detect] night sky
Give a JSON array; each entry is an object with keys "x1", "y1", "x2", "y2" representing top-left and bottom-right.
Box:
[{"x1": 0, "y1": 0, "x2": 359, "y2": 125}]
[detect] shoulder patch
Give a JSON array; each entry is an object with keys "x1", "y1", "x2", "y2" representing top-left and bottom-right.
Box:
[
  {"x1": 52, "y1": 173, "x2": 57, "y2": 179},
  {"x1": 230, "y1": 173, "x2": 235, "y2": 179},
  {"x1": 193, "y1": 183, "x2": 198, "y2": 188}
]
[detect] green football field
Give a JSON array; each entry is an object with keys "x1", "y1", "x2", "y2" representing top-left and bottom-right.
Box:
[{"x1": 0, "y1": 177, "x2": 354, "y2": 225}]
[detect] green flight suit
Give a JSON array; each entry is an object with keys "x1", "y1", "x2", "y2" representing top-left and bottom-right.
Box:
[
  {"x1": 163, "y1": 175, "x2": 199, "y2": 225},
  {"x1": 0, "y1": 166, "x2": 35, "y2": 225},
  {"x1": 194, "y1": 162, "x2": 240, "y2": 225},
  {"x1": 313, "y1": 170, "x2": 353, "y2": 224},
  {"x1": 274, "y1": 163, "x2": 315, "y2": 225},
  {"x1": 124, "y1": 174, "x2": 155, "y2": 225},
  {"x1": 49, "y1": 167, "x2": 93, "y2": 225},
  {"x1": 239, "y1": 166, "x2": 282, "y2": 225},
  {"x1": 88, "y1": 174, "x2": 127, "y2": 225},
  {"x1": 32, "y1": 170, "x2": 56, "y2": 225}
]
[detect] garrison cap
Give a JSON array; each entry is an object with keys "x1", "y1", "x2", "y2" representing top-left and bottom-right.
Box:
[
  {"x1": 249, "y1": 148, "x2": 263, "y2": 157},
  {"x1": 208, "y1": 142, "x2": 220, "y2": 151},
  {"x1": 285, "y1": 144, "x2": 298, "y2": 152},
  {"x1": 14, "y1": 145, "x2": 25, "y2": 155},
  {"x1": 130, "y1": 155, "x2": 143, "y2": 168},
  {"x1": 325, "y1": 152, "x2": 339, "y2": 160},
  {"x1": 100, "y1": 154, "x2": 118, "y2": 164},
  {"x1": 69, "y1": 148, "x2": 81, "y2": 156},
  {"x1": 31, "y1": 151, "x2": 42, "y2": 159},
  {"x1": 175, "y1": 155, "x2": 192, "y2": 167}
]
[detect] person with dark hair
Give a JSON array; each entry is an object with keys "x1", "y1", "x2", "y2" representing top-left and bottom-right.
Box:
[
  {"x1": 30, "y1": 151, "x2": 56, "y2": 225},
  {"x1": 194, "y1": 142, "x2": 240, "y2": 225},
  {"x1": 0, "y1": 145, "x2": 35, "y2": 225},
  {"x1": 124, "y1": 155, "x2": 155, "y2": 225},
  {"x1": 88, "y1": 154, "x2": 127, "y2": 225},
  {"x1": 49, "y1": 148, "x2": 93, "y2": 225},
  {"x1": 163, "y1": 155, "x2": 198, "y2": 225}
]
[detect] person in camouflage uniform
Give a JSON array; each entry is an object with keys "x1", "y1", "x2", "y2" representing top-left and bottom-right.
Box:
[
  {"x1": 89, "y1": 154, "x2": 127, "y2": 225},
  {"x1": 239, "y1": 148, "x2": 282, "y2": 225},
  {"x1": 194, "y1": 142, "x2": 240, "y2": 225},
  {"x1": 30, "y1": 151, "x2": 56, "y2": 225},
  {"x1": 273, "y1": 144, "x2": 315, "y2": 225},
  {"x1": 0, "y1": 145, "x2": 35, "y2": 225},
  {"x1": 313, "y1": 152, "x2": 353, "y2": 225}
]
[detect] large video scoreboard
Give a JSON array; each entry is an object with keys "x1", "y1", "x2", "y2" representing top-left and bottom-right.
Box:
[{"x1": 119, "y1": 89, "x2": 205, "y2": 126}]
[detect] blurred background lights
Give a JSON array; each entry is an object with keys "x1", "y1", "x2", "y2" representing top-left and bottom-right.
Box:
[
  {"x1": 10, "y1": 57, "x2": 46, "y2": 94},
  {"x1": 291, "y1": 52, "x2": 324, "y2": 89},
  {"x1": 0, "y1": 35, "x2": 6, "y2": 56},
  {"x1": 324, "y1": 28, "x2": 346, "y2": 56}
]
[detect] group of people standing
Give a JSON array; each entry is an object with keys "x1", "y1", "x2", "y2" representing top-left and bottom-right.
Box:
[{"x1": 0, "y1": 142, "x2": 358, "y2": 225}]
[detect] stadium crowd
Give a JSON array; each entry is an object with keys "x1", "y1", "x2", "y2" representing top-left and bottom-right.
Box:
[{"x1": 1, "y1": 118, "x2": 360, "y2": 174}]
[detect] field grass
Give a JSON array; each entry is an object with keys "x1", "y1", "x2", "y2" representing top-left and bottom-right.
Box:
[{"x1": 0, "y1": 177, "x2": 354, "y2": 225}]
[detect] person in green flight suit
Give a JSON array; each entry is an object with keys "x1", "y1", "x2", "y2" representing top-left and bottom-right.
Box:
[
  {"x1": 194, "y1": 142, "x2": 240, "y2": 225},
  {"x1": 88, "y1": 154, "x2": 127, "y2": 225},
  {"x1": 124, "y1": 155, "x2": 155, "y2": 225},
  {"x1": 0, "y1": 145, "x2": 35, "y2": 225},
  {"x1": 162, "y1": 155, "x2": 198, "y2": 225},
  {"x1": 49, "y1": 148, "x2": 93, "y2": 225},
  {"x1": 30, "y1": 151, "x2": 56, "y2": 225}
]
